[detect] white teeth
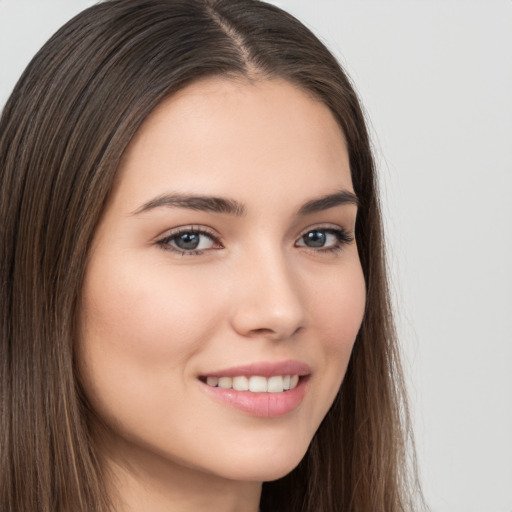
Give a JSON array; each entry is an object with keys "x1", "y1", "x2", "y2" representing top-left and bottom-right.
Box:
[
  {"x1": 232, "y1": 376, "x2": 249, "y2": 391},
  {"x1": 249, "y1": 376, "x2": 268, "y2": 393},
  {"x1": 205, "y1": 374, "x2": 301, "y2": 392},
  {"x1": 218, "y1": 377, "x2": 232, "y2": 389},
  {"x1": 267, "y1": 376, "x2": 284, "y2": 393}
]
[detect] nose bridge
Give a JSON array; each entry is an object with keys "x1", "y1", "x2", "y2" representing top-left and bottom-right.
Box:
[{"x1": 230, "y1": 242, "x2": 306, "y2": 340}]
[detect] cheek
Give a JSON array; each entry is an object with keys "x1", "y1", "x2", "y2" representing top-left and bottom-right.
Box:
[
  {"x1": 308, "y1": 260, "x2": 366, "y2": 402},
  {"x1": 80, "y1": 259, "x2": 220, "y2": 366},
  {"x1": 76, "y1": 255, "x2": 225, "y2": 432},
  {"x1": 313, "y1": 260, "x2": 366, "y2": 351}
]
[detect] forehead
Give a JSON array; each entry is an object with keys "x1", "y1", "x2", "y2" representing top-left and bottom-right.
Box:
[{"x1": 112, "y1": 77, "x2": 353, "y2": 212}]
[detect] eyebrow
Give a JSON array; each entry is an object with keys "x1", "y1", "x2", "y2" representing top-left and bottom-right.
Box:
[
  {"x1": 132, "y1": 189, "x2": 359, "y2": 217},
  {"x1": 297, "y1": 189, "x2": 359, "y2": 215},
  {"x1": 133, "y1": 194, "x2": 247, "y2": 216}
]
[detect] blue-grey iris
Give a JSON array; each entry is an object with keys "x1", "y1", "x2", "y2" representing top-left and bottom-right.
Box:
[
  {"x1": 175, "y1": 232, "x2": 200, "y2": 250},
  {"x1": 304, "y1": 230, "x2": 326, "y2": 248}
]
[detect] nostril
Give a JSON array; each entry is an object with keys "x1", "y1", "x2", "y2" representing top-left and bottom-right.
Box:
[{"x1": 251, "y1": 327, "x2": 276, "y2": 336}]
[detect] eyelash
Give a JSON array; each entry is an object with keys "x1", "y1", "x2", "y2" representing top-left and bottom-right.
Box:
[
  {"x1": 297, "y1": 227, "x2": 354, "y2": 254},
  {"x1": 156, "y1": 225, "x2": 354, "y2": 256},
  {"x1": 156, "y1": 226, "x2": 220, "y2": 256}
]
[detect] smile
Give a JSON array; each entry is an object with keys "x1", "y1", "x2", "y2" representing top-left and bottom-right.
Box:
[
  {"x1": 204, "y1": 375, "x2": 300, "y2": 393},
  {"x1": 198, "y1": 361, "x2": 310, "y2": 417}
]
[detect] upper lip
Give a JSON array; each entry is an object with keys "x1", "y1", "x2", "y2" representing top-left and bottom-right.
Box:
[{"x1": 200, "y1": 360, "x2": 311, "y2": 378}]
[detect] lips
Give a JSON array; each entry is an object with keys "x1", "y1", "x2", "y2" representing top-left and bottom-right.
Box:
[
  {"x1": 200, "y1": 360, "x2": 311, "y2": 379},
  {"x1": 198, "y1": 360, "x2": 311, "y2": 417}
]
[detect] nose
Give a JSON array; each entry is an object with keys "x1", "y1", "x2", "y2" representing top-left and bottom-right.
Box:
[{"x1": 229, "y1": 249, "x2": 307, "y2": 341}]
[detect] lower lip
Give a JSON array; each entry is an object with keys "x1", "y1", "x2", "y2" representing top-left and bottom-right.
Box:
[{"x1": 200, "y1": 377, "x2": 309, "y2": 417}]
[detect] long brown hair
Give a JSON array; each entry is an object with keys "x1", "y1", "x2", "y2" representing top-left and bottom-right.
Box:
[{"x1": 0, "y1": 1, "x2": 421, "y2": 510}]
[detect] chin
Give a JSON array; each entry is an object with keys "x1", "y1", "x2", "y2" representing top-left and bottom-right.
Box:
[{"x1": 211, "y1": 441, "x2": 309, "y2": 483}]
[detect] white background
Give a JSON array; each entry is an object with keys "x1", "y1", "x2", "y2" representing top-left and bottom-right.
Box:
[{"x1": 1, "y1": 1, "x2": 511, "y2": 511}]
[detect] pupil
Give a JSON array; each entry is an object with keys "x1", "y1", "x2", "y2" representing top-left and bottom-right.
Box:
[
  {"x1": 176, "y1": 232, "x2": 200, "y2": 250},
  {"x1": 305, "y1": 230, "x2": 326, "y2": 247}
]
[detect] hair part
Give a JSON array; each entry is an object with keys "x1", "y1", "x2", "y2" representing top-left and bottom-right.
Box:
[{"x1": 0, "y1": 1, "x2": 421, "y2": 511}]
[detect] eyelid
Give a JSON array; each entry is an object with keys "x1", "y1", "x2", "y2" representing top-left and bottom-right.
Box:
[
  {"x1": 156, "y1": 225, "x2": 223, "y2": 255},
  {"x1": 156, "y1": 224, "x2": 220, "y2": 241},
  {"x1": 296, "y1": 222, "x2": 353, "y2": 239},
  {"x1": 294, "y1": 224, "x2": 354, "y2": 252}
]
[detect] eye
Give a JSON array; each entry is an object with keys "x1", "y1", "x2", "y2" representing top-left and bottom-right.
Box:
[
  {"x1": 296, "y1": 227, "x2": 353, "y2": 252},
  {"x1": 157, "y1": 227, "x2": 221, "y2": 255}
]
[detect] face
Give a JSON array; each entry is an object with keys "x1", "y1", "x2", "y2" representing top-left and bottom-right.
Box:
[{"x1": 78, "y1": 77, "x2": 366, "y2": 485}]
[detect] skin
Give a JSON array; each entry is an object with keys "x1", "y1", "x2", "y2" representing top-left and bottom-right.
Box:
[{"x1": 78, "y1": 77, "x2": 366, "y2": 512}]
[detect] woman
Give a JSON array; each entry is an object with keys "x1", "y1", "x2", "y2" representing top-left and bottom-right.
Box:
[{"x1": 0, "y1": 0, "x2": 420, "y2": 511}]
